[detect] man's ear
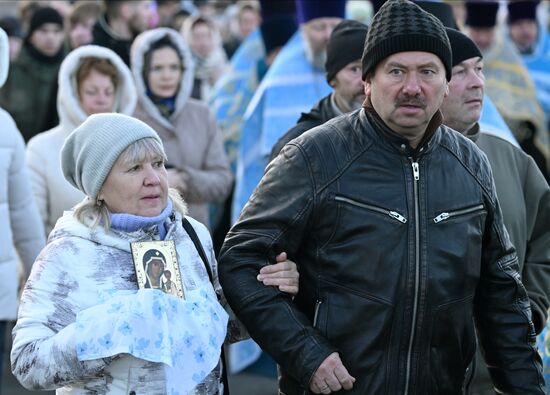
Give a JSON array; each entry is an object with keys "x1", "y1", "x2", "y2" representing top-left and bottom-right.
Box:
[
  {"x1": 364, "y1": 78, "x2": 371, "y2": 97},
  {"x1": 443, "y1": 81, "x2": 449, "y2": 98}
]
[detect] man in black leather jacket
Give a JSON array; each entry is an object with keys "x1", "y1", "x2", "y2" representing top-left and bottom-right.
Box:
[
  {"x1": 219, "y1": 1, "x2": 545, "y2": 394},
  {"x1": 270, "y1": 20, "x2": 368, "y2": 161}
]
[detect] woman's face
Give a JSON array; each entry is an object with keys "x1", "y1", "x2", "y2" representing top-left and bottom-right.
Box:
[
  {"x1": 99, "y1": 152, "x2": 168, "y2": 217},
  {"x1": 147, "y1": 46, "x2": 182, "y2": 98},
  {"x1": 78, "y1": 69, "x2": 116, "y2": 116},
  {"x1": 190, "y1": 22, "x2": 213, "y2": 59}
]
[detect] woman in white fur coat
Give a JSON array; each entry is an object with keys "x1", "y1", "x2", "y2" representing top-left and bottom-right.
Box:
[
  {"x1": 11, "y1": 113, "x2": 298, "y2": 395},
  {"x1": 131, "y1": 28, "x2": 232, "y2": 229},
  {"x1": 0, "y1": 26, "x2": 45, "y2": 383},
  {"x1": 25, "y1": 45, "x2": 137, "y2": 235}
]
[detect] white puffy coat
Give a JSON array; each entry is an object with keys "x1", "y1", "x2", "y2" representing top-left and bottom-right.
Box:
[
  {"x1": 11, "y1": 209, "x2": 239, "y2": 394},
  {"x1": 25, "y1": 45, "x2": 137, "y2": 235},
  {"x1": 0, "y1": 26, "x2": 45, "y2": 320}
]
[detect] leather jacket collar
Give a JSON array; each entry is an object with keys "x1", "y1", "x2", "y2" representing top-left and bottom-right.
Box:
[{"x1": 362, "y1": 98, "x2": 443, "y2": 159}]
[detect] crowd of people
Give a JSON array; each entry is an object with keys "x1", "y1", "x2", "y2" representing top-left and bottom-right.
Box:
[{"x1": 1, "y1": 0, "x2": 550, "y2": 394}]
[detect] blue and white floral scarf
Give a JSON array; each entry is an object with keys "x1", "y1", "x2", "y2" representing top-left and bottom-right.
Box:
[{"x1": 75, "y1": 287, "x2": 228, "y2": 394}]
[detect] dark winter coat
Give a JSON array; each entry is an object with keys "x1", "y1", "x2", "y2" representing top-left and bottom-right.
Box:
[{"x1": 0, "y1": 43, "x2": 62, "y2": 141}]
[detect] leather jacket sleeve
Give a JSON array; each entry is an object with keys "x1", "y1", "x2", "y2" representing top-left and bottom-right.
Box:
[
  {"x1": 474, "y1": 172, "x2": 546, "y2": 394},
  {"x1": 521, "y1": 156, "x2": 550, "y2": 333},
  {"x1": 219, "y1": 142, "x2": 337, "y2": 388}
]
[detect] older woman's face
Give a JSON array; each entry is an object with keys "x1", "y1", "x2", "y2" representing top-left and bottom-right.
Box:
[
  {"x1": 147, "y1": 46, "x2": 182, "y2": 98},
  {"x1": 99, "y1": 153, "x2": 168, "y2": 217},
  {"x1": 78, "y1": 69, "x2": 116, "y2": 116}
]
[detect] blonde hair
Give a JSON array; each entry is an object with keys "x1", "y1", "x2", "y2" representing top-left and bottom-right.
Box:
[{"x1": 74, "y1": 138, "x2": 187, "y2": 230}]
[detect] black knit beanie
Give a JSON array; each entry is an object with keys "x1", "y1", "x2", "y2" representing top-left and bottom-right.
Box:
[
  {"x1": 27, "y1": 7, "x2": 63, "y2": 39},
  {"x1": 362, "y1": 0, "x2": 452, "y2": 81},
  {"x1": 445, "y1": 28, "x2": 482, "y2": 67},
  {"x1": 325, "y1": 20, "x2": 368, "y2": 83}
]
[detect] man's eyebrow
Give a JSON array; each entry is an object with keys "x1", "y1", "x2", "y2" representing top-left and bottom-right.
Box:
[{"x1": 384, "y1": 61, "x2": 441, "y2": 69}]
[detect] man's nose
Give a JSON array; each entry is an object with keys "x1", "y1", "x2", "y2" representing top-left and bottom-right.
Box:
[{"x1": 402, "y1": 73, "x2": 421, "y2": 95}]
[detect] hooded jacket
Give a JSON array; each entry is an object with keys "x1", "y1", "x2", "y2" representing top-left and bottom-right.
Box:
[
  {"x1": 11, "y1": 207, "x2": 235, "y2": 394},
  {"x1": 25, "y1": 45, "x2": 137, "y2": 235},
  {"x1": 131, "y1": 28, "x2": 232, "y2": 228},
  {"x1": 219, "y1": 108, "x2": 545, "y2": 394},
  {"x1": 0, "y1": 28, "x2": 45, "y2": 321},
  {"x1": 181, "y1": 15, "x2": 228, "y2": 101}
]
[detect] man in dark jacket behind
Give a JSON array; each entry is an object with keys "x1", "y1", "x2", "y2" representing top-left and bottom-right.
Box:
[
  {"x1": 440, "y1": 27, "x2": 550, "y2": 395},
  {"x1": 0, "y1": 7, "x2": 65, "y2": 142},
  {"x1": 92, "y1": 0, "x2": 151, "y2": 66},
  {"x1": 219, "y1": 1, "x2": 545, "y2": 394},
  {"x1": 270, "y1": 20, "x2": 368, "y2": 161}
]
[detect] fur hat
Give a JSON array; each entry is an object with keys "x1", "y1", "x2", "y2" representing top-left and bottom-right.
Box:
[
  {"x1": 295, "y1": 0, "x2": 346, "y2": 24},
  {"x1": 507, "y1": 0, "x2": 539, "y2": 24},
  {"x1": 415, "y1": 1, "x2": 458, "y2": 29},
  {"x1": 465, "y1": 1, "x2": 499, "y2": 28},
  {"x1": 260, "y1": 0, "x2": 297, "y2": 55}
]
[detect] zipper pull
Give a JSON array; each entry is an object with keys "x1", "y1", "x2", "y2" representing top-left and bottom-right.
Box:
[
  {"x1": 433, "y1": 212, "x2": 450, "y2": 223},
  {"x1": 412, "y1": 162, "x2": 420, "y2": 181},
  {"x1": 313, "y1": 300, "x2": 323, "y2": 327},
  {"x1": 389, "y1": 211, "x2": 407, "y2": 223}
]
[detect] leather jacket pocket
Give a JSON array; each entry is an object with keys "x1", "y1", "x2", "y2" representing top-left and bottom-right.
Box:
[
  {"x1": 432, "y1": 204, "x2": 485, "y2": 224},
  {"x1": 427, "y1": 203, "x2": 487, "y2": 299},
  {"x1": 428, "y1": 296, "x2": 476, "y2": 395},
  {"x1": 317, "y1": 281, "x2": 394, "y2": 393},
  {"x1": 335, "y1": 195, "x2": 407, "y2": 224}
]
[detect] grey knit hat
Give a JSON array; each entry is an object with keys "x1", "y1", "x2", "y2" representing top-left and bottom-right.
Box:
[
  {"x1": 61, "y1": 113, "x2": 163, "y2": 199},
  {"x1": 361, "y1": 0, "x2": 452, "y2": 81}
]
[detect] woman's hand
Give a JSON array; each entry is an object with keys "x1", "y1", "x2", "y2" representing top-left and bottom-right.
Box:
[{"x1": 257, "y1": 252, "x2": 299, "y2": 295}]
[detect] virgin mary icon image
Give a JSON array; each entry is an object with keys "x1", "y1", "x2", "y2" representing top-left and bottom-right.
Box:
[{"x1": 131, "y1": 240, "x2": 184, "y2": 298}]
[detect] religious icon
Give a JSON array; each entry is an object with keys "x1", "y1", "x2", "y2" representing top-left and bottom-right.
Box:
[{"x1": 130, "y1": 240, "x2": 184, "y2": 299}]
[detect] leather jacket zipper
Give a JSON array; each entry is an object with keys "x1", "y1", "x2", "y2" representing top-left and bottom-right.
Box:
[
  {"x1": 334, "y1": 196, "x2": 407, "y2": 223},
  {"x1": 433, "y1": 204, "x2": 485, "y2": 223},
  {"x1": 404, "y1": 160, "x2": 420, "y2": 395},
  {"x1": 313, "y1": 300, "x2": 323, "y2": 327}
]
